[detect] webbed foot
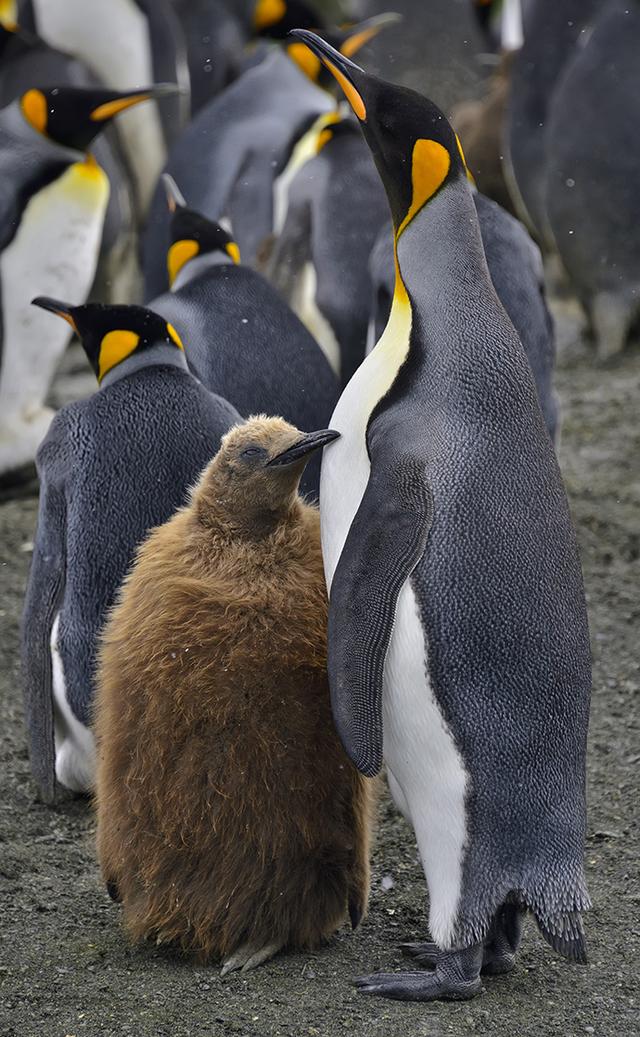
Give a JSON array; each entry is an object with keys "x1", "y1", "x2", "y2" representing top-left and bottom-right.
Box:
[{"x1": 355, "y1": 944, "x2": 483, "y2": 1002}]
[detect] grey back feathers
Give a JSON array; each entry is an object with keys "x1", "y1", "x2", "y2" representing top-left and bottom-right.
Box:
[
  {"x1": 22, "y1": 359, "x2": 239, "y2": 802},
  {"x1": 151, "y1": 261, "x2": 339, "y2": 499},
  {"x1": 143, "y1": 50, "x2": 333, "y2": 299}
]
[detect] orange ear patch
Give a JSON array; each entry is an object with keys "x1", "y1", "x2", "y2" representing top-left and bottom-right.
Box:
[
  {"x1": 287, "y1": 42, "x2": 321, "y2": 82},
  {"x1": 21, "y1": 89, "x2": 48, "y2": 134},
  {"x1": 397, "y1": 138, "x2": 451, "y2": 236},
  {"x1": 167, "y1": 239, "x2": 200, "y2": 285},
  {"x1": 253, "y1": 0, "x2": 286, "y2": 30},
  {"x1": 98, "y1": 330, "x2": 140, "y2": 381}
]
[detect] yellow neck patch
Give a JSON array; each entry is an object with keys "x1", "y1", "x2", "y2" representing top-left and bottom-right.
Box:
[
  {"x1": 287, "y1": 42, "x2": 321, "y2": 82},
  {"x1": 253, "y1": 0, "x2": 285, "y2": 30},
  {"x1": 90, "y1": 93, "x2": 150, "y2": 123},
  {"x1": 21, "y1": 89, "x2": 47, "y2": 135},
  {"x1": 98, "y1": 330, "x2": 140, "y2": 381},
  {"x1": 397, "y1": 138, "x2": 451, "y2": 236},
  {"x1": 0, "y1": 0, "x2": 17, "y2": 28},
  {"x1": 455, "y1": 133, "x2": 476, "y2": 185},
  {"x1": 225, "y1": 242, "x2": 241, "y2": 264},
  {"x1": 168, "y1": 239, "x2": 200, "y2": 286},
  {"x1": 167, "y1": 323, "x2": 184, "y2": 350}
]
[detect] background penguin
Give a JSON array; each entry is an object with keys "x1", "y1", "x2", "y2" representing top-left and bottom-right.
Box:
[
  {"x1": 295, "y1": 33, "x2": 591, "y2": 1000},
  {"x1": 18, "y1": 0, "x2": 190, "y2": 214},
  {"x1": 22, "y1": 299, "x2": 239, "y2": 803},
  {"x1": 150, "y1": 177, "x2": 339, "y2": 499},
  {"x1": 263, "y1": 113, "x2": 389, "y2": 384},
  {"x1": 504, "y1": 0, "x2": 606, "y2": 244},
  {"x1": 95, "y1": 415, "x2": 373, "y2": 970},
  {"x1": 544, "y1": 1, "x2": 640, "y2": 361},
  {"x1": 0, "y1": 83, "x2": 174, "y2": 480},
  {"x1": 368, "y1": 193, "x2": 559, "y2": 441},
  {"x1": 0, "y1": 21, "x2": 140, "y2": 304},
  {"x1": 171, "y1": 0, "x2": 249, "y2": 114},
  {"x1": 142, "y1": 14, "x2": 396, "y2": 299}
]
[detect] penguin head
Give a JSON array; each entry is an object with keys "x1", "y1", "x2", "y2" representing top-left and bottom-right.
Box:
[
  {"x1": 162, "y1": 175, "x2": 241, "y2": 287},
  {"x1": 253, "y1": 0, "x2": 324, "y2": 37},
  {"x1": 19, "y1": 83, "x2": 178, "y2": 152},
  {"x1": 194, "y1": 416, "x2": 340, "y2": 533},
  {"x1": 286, "y1": 14, "x2": 401, "y2": 89},
  {"x1": 289, "y1": 31, "x2": 471, "y2": 237},
  {"x1": 31, "y1": 298, "x2": 185, "y2": 384}
]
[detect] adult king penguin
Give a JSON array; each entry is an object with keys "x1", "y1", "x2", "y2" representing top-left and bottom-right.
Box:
[
  {"x1": 151, "y1": 176, "x2": 338, "y2": 499},
  {"x1": 0, "y1": 83, "x2": 174, "y2": 479},
  {"x1": 22, "y1": 299, "x2": 239, "y2": 803},
  {"x1": 292, "y1": 32, "x2": 591, "y2": 1001}
]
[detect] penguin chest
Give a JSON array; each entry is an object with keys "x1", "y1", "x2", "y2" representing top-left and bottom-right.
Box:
[{"x1": 0, "y1": 162, "x2": 109, "y2": 418}]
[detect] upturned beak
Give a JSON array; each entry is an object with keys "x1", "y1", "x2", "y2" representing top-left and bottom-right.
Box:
[
  {"x1": 162, "y1": 173, "x2": 187, "y2": 213},
  {"x1": 31, "y1": 295, "x2": 78, "y2": 332},
  {"x1": 90, "y1": 83, "x2": 180, "y2": 122},
  {"x1": 289, "y1": 29, "x2": 368, "y2": 120},
  {"x1": 268, "y1": 429, "x2": 340, "y2": 467}
]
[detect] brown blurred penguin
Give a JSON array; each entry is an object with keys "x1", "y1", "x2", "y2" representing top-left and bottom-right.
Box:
[{"x1": 95, "y1": 416, "x2": 374, "y2": 972}]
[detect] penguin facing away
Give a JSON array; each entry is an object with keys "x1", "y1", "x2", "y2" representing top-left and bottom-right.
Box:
[
  {"x1": 150, "y1": 176, "x2": 339, "y2": 500},
  {"x1": 544, "y1": 1, "x2": 640, "y2": 361},
  {"x1": 142, "y1": 13, "x2": 397, "y2": 298},
  {"x1": 293, "y1": 32, "x2": 591, "y2": 1000},
  {"x1": 368, "y1": 193, "x2": 559, "y2": 442},
  {"x1": 264, "y1": 113, "x2": 389, "y2": 385},
  {"x1": 22, "y1": 299, "x2": 239, "y2": 803},
  {"x1": 95, "y1": 415, "x2": 374, "y2": 970},
  {"x1": 22, "y1": 0, "x2": 189, "y2": 214},
  {"x1": 0, "y1": 83, "x2": 174, "y2": 479}
]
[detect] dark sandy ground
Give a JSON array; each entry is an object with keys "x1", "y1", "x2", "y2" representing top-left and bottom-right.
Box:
[{"x1": 1, "y1": 298, "x2": 638, "y2": 1037}]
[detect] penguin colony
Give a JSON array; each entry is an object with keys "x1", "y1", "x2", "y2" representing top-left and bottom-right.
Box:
[{"x1": 11, "y1": 0, "x2": 630, "y2": 1004}]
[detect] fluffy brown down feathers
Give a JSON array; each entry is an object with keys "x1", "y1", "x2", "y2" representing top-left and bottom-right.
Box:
[{"x1": 94, "y1": 417, "x2": 374, "y2": 963}]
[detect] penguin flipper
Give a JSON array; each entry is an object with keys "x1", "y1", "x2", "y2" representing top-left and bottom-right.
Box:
[
  {"x1": 328, "y1": 457, "x2": 433, "y2": 778},
  {"x1": 21, "y1": 438, "x2": 67, "y2": 804}
]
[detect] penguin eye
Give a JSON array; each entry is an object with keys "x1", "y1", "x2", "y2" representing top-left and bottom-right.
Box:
[{"x1": 240, "y1": 446, "x2": 265, "y2": 460}]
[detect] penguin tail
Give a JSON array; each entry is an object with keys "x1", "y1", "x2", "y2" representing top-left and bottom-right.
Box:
[{"x1": 535, "y1": 910, "x2": 588, "y2": 964}]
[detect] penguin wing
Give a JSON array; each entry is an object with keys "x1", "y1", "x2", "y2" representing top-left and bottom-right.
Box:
[
  {"x1": 21, "y1": 434, "x2": 68, "y2": 803},
  {"x1": 328, "y1": 455, "x2": 433, "y2": 778}
]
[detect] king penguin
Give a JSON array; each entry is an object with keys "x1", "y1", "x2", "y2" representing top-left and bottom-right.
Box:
[
  {"x1": 19, "y1": 0, "x2": 190, "y2": 214},
  {"x1": 368, "y1": 192, "x2": 559, "y2": 441},
  {"x1": 544, "y1": 0, "x2": 640, "y2": 361},
  {"x1": 22, "y1": 298, "x2": 239, "y2": 803},
  {"x1": 0, "y1": 82, "x2": 174, "y2": 480},
  {"x1": 150, "y1": 176, "x2": 338, "y2": 499},
  {"x1": 293, "y1": 31, "x2": 592, "y2": 1000},
  {"x1": 142, "y1": 13, "x2": 397, "y2": 299}
]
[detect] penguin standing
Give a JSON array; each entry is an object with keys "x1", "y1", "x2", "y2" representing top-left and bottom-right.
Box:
[
  {"x1": 294, "y1": 33, "x2": 591, "y2": 1000},
  {"x1": 544, "y1": 1, "x2": 640, "y2": 361},
  {"x1": 20, "y1": 0, "x2": 189, "y2": 213},
  {"x1": 142, "y1": 14, "x2": 397, "y2": 298},
  {"x1": 22, "y1": 300, "x2": 239, "y2": 803},
  {"x1": 150, "y1": 177, "x2": 338, "y2": 499},
  {"x1": 171, "y1": 0, "x2": 249, "y2": 114},
  {"x1": 0, "y1": 83, "x2": 173, "y2": 479},
  {"x1": 95, "y1": 415, "x2": 373, "y2": 970},
  {"x1": 265, "y1": 114, "x2": 389, "y2": 384},
  {"x1": 368, "y1": 192, "x2": 558, "y2": 441}
]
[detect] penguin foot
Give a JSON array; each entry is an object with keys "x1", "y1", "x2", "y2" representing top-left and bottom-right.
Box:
[
  {"x1": 220, "y1": 940, "x2": 282, "y2": 976},
  {"x1": 356, "y1": 945, "x2": 483, "y2": 1002},
  {"x1": 400, "y1": 939, "x2": 517, "y2": 976}
]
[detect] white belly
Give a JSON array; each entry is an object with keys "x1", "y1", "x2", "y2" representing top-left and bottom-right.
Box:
[
  {"x1": 0, "y1": 161, "x2": 108, "y2": 475},
  {"x1": 319, "y1": 283, "x2": 468, "y2": 948},
  {"x1": 31, "y1": 0, "x2": 165, "y2": 213},
  {"x1": 50, "y1": 614, "x2": 96, "y2": 793}
]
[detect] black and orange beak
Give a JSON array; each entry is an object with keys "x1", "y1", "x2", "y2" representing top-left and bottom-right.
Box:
[{"x1": 289, "y1": 28, "x2": 369, "y2": 121}]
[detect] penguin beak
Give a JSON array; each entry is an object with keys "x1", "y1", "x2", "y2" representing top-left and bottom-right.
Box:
[
  {"x1": 31, "y1": 296, "x2": 78, "y2": 332},
  {"x1": 89, "y1": 83, "x2": 180, "y2": 122},
  {"x1": 338, "y1": 12, "x2": 402, "y2": 59},
  {"x1": 288, "y1": 29, "x2": 369, "y2": 121},
  {"x1": 162, "y1": 173, "x2": 187, "y2": 213},
  {"x1": 267, "y1": 429, "x2": 340, "y2": 467}
]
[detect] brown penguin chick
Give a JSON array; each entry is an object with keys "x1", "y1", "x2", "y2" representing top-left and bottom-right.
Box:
[{"x1": 94, "y1": 416, "x2": 374, "y2": 973}]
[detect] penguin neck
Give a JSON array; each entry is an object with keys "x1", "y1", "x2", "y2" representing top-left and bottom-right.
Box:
[
  {"x1": 99, "y1": 343, "x2": 188, "y2": 389},
  {"x1": 172, "y1": 250, "x2": 235, "y2": 291}
]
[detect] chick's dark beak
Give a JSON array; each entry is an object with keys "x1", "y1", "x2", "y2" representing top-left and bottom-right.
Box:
[
  {"x1": 268, "y1": 429, "x2": 340, "y2": 467},
  {"x1": 288, "y1": 29, "x2": 368, "y2": 120}
]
